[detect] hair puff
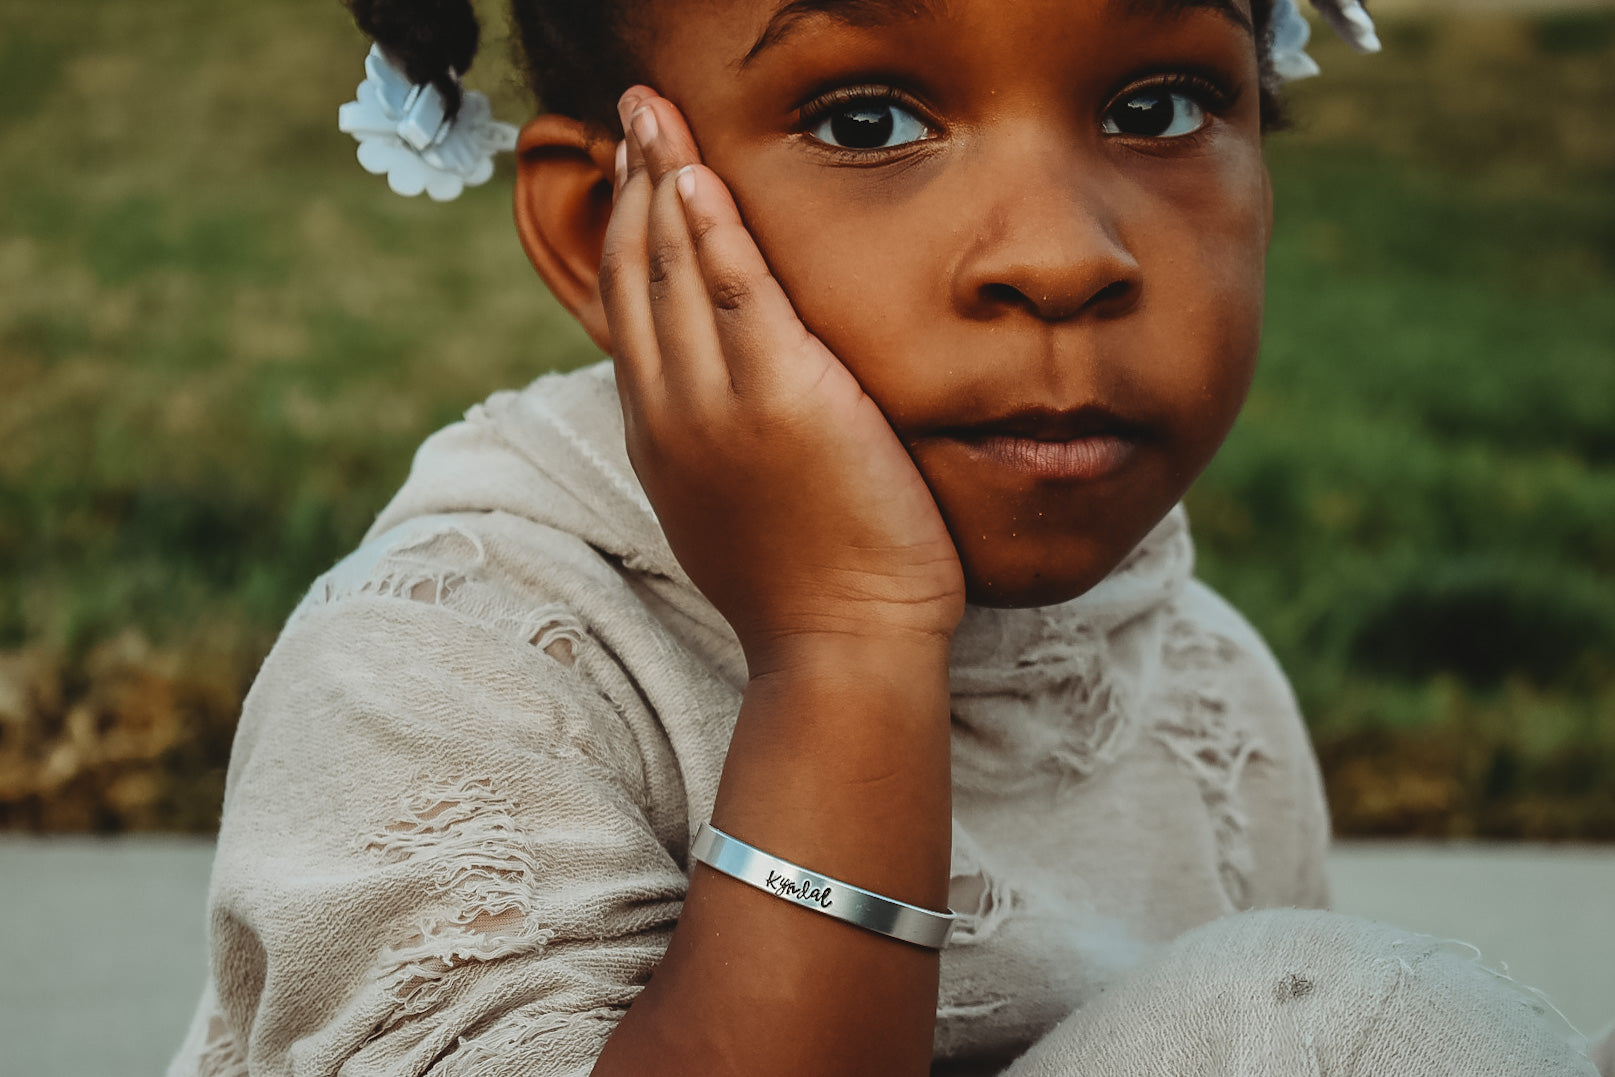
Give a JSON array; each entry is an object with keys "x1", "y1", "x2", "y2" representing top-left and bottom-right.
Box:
[{"x1": 347, "y1": 0, "x2": 482, "y2": 118}]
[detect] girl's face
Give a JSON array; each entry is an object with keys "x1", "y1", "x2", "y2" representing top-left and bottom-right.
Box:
[{"x1": 633, "y1": 0, "x2": 1270, "y2": 607}]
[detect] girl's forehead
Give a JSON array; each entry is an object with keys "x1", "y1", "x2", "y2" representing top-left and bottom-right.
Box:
[
  {"x1": 649, "y1": 0, "x2": 1257, "y2": 70},
  {"x1": 739, "y1": 0, "x2": 1255, "y2": 40},
  {"x1": 744, "y1": 0, "x2": 1252, "y2": 20}
]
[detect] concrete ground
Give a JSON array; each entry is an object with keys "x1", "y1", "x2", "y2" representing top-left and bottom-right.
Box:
[
  {"x1": 1374, "y1": 0, "x2": 1614, "y2": 11},
  {"x1": 1, "y1": 838, "x2": 1611, "y2": 1076}
]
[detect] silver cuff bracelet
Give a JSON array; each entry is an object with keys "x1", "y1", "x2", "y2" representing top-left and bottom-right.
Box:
[{"x1": 689, "y1": 822, "x2": 956, "y2": 950}]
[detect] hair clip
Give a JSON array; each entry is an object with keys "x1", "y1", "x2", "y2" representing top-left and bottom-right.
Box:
[
  {"x1": 338, "y1": 45, "x2": 519, "y2": 201},
  {"x1": 1272, "y1": 0, "x2": 1383, "y2": 83}
]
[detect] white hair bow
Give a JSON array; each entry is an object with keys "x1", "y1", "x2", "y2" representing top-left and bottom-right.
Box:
[
  {"x1": 338, "y1": 45, "x2": 519, "y2": 201},
  {"x1": 1272, "y1": 0, "x2": 1383, "y2": 82}
]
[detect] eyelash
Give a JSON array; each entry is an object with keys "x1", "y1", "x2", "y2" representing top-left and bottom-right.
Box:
[
  {"x1": 795, "y1": 84, "x2": 939, "y2": 157},
  {"x1": 1102, "y1": 71, "x2": 1239, "y2": 136},
  {"x1": 794, "y1": 70, "x2": 1240, "y2": 159}
]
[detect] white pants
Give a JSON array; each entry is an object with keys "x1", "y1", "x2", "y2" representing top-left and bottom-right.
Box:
[{"x1": 1002, "y1": 909, "x2": 1609, "y2": 1076}]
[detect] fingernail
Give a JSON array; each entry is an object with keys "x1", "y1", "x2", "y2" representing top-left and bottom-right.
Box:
[
  {"x1": 614, "y1": 140, "x2": 627, "y2": 186},
  {"x1": 675, "y1": 165, "x2": 697, "y2": 202},
  {"x1": 631, "y1": 106, "x2": 658, "y2": 147},
  {"x1": 616, "y1": 89, "x2": 641, "y2": 130}
]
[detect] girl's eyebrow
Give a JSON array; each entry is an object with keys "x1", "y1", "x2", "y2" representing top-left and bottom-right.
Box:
[
  {"x1": 740, "y1": 0, "x2": 940, "y2": 66},
  {"x1": 740, "y1": 0, "x2": 1252, "y2": 67},
  {"x1": 1123, "y1": 0, "x2": 1254, "y2": 35}
]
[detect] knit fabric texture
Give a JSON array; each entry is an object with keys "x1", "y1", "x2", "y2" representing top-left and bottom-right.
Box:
[
  {"x1": 168, "y1": 361, "x2": 1335, "y2": 1076},
  {"x1": 999, "y1": 908, "x2": 1598, "y2": 1077}
]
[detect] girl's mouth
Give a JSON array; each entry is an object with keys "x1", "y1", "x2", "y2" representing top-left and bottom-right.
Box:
[
  {"x1": 959, "y1": 432, "x2": 1140, "y2": 482},
  {"x1": 930, "y1": 405, "x2": 1154, "y2": 483}
]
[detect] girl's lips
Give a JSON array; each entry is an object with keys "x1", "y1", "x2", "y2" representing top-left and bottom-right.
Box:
[
  {"x1": 927, "y1": 404, "x2": 1152, "y2": 482},
  {"x1": 955, "y1": 432, "x2": 1140, "y2": 482}
]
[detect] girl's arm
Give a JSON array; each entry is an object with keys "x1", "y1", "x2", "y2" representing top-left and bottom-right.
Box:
[{"x1": 590, "y1": 89, "x2": 966, "y2": 1077}]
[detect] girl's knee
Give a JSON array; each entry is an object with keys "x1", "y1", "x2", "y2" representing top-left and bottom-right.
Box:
[{"x1": 1004, "y1": 909, "x2": 1597, "y2": 1076}]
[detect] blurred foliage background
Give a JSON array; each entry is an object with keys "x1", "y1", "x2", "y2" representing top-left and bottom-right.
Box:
[{"x1": 1, "y1": 0, "x2": 1612, "y2": 837}]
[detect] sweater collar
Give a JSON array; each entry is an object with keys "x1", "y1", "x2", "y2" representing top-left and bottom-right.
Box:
[{"x1": 371, "y1": 361, "x2": 1195, "y2": 777}]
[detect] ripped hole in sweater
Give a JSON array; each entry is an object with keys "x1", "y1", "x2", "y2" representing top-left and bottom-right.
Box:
[
  {"x1": 538, "y1": 633, "x2": 576, "y2": 666},
  {"x1": 947, "y1": 865, "x2": 1017, "y2": 946},
  {"x1": 361, "y1": 778, "x2": 556, "y2": 1032},
  {"x1": 407, "y1": 575, "x2": 465, "y2": 604},
  {"x1": 1153, "y1": 620, "x2": 1265, "y2": 910},
  {"x1": 530, "y1": 619, "x2": 583, "y2": 667}
]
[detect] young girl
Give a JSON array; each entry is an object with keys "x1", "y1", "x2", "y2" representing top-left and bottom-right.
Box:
[{"x1": 170, "y1": 1, "x2": 1607, "y2": 1074}]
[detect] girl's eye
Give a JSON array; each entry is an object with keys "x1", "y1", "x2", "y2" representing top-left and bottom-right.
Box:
[
  {"x1": 1101, "y1": 89, "x2": 1208, "y2": 139},
  {"x1": 808, "y1": 101, "x2": 932, "y2": 150}
]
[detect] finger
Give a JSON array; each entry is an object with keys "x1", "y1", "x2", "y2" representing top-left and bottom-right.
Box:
[
  {"x1": 624, "y1": 93, "x2": 729, "y2": 400},
  {"x1": 599, "y1": 90, "x2": 663, "y2": 391},
  {"x1": 674, "y1": 164, "x2": 826, "y2": 398},
  {"x1": 618, "y1": 86, "x2": 652, "y2": 174},
  {"x1": 645, "y1": 158, "x2": 731, "y2": 404},
  {"x1": 627, "y1": 94, "x2": 704, "y2": 185}
]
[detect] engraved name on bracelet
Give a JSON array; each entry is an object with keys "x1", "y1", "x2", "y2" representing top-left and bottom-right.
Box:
[
  {"x1": 765, "y1": 869, "x2": 834, "y2": 909},
  {"x1": 690, "y1": 822, "x2": 956, "y2": 949}
]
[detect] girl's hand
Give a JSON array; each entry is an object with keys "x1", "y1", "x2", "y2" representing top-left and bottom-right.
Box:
[{"x1": 601, "y1": 88, "x2": 966, "y2": 675}]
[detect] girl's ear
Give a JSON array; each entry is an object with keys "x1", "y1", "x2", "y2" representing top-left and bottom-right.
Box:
[{"x1": 514, "y1": 114, "x2": 619, "y2": 355}]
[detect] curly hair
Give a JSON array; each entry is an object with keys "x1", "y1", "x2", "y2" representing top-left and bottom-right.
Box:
[{"x1": 347, "y1": 0, "x2": 1286, "y2": 132}]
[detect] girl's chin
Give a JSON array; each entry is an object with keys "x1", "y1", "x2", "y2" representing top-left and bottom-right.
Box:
[
  {"x1": 947, "y1": 505, "x2": 1161, "y2": 609},
  {"x1": 960, "y1": 562, "x2": 1114, "y2": 610}
]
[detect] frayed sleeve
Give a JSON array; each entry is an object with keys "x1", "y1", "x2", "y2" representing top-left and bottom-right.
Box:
[
  {"x1": 1173, "y1": 580, "x2": 1333, "y2": 912},
  {"x1": 174, "y1": 584, "x2": 688, "y2": 1077}
]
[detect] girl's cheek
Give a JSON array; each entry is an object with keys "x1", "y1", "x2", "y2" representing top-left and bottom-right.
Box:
[{"x1": 738, "y1": 174, "x2": 935, "y2": 360}]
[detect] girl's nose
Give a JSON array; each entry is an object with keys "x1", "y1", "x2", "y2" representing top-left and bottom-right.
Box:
[{"x1": 951, "y1": 161, "x2": 1143, "y2": 324}]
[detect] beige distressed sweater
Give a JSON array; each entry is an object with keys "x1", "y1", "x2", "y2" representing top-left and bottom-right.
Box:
[{"x1": 169, "y1": 361, "x2": 1331, "y2": 1077}]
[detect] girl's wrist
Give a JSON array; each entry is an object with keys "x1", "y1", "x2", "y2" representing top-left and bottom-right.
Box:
[
  {"x1": 742, "y1": 627, "x2": 954, "y2": 690},
  {"x1": 718, "y1": 633, "x2": 954, "y2": 908}
]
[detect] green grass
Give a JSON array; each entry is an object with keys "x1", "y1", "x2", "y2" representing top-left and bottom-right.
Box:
[
  {"x1": 1, "y1": 2, "x2": 1612, "y2": 835},
  {"x1": 1187, "y1": 14, "x2": 1615, "y2": 837}
]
